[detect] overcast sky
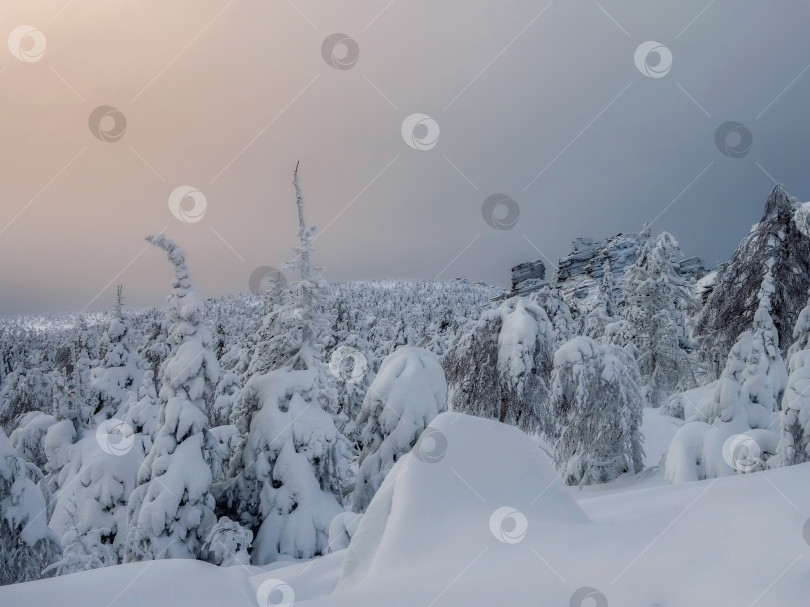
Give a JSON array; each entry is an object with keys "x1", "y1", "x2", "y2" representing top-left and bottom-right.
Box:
[{"x1": 2, "y1": 0, "x2": 810, "y2": 315}]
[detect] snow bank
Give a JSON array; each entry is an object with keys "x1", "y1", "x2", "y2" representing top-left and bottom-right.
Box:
[{"x1": 337, "y1": 412, "x2": 587, "y2": 593}]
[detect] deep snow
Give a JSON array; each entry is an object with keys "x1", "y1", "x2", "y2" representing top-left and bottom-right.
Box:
[{"x1": 2, "y1": 411, "x2": 808, "y2": 607}]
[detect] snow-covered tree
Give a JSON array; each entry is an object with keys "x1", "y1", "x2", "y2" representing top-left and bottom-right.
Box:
[
  {"x1": 43, "y1": 506, "x2": 117, "y2": 576},
  {"x1": 351, "y1": 346, "x2": 447, "y2": 513},
  {"x1": 775, "y1": 285, "x2": 810, "y2": 466},
  {"x1": 443, "y1": 296, "x2": 553, "y2": 432},
  {"x1": 125, "y1": 235, "x2": 220, "y2": 562},
  {"x1": 0, "y1": 427, "x2": 61, "y2": 585},
  {"x1": 201, "y1": 517, "x2": 252, "y2": 567},
  {"x1": 666, "y1": 268, "x2": 787, "y2": 483},
  {"x1": 217, "y1": 165, "x2": 350, "y2": 565},
  {"x1": 584, "y1": 260, "x2": 618, "y2": 341},
  {"x1": 775, "y1": 348, "x2": 810, "y2": 466},
  {"x1": 696, "y1": 185, "x2": 810, "y2": 368},
  {"x1": 10, "y1": 410, "x2": 57, "y2": 471},
  {"x1": 329, "y1": 333, "x2": 373, "y2": 447},
  {"x1": 0, "y1": 364, "x2": 52, "y2": 432},
  {"x1": 621, "y1": 230, "x2": 695, "y2": 406},
  {"x1": 119, "y1": 370, "x2": 161, "y2": 449},
  {"x1": 546, "y1": 336, "x2": 645, "y2": 485},
  {"x1": 211, "y1": 370, "x2": 241, "y2": 428},
  {"x1": 706, "y1": 266, "x2": 787, "y2": 429},
  {"x1": 139, "y1": 312, "x2": 170, "y2": 382},
  {"x1": 89, "y1": 286, "x2": 141, "y2": 423},
  {"x1": 71, "y1": 320, "x2": 94, "y2": 427},
  {"x1": 531, "y1": 286, "x2": 576, "y2": 347}
]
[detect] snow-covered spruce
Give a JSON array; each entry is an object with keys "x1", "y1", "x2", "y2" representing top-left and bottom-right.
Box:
[
  {"x1": 706, "y1": 266, "x2": 786, "y2": 428},
  {"x1": 0, "y1": 427, "x2": 61, "y2": 585},
  {"x1": 330, "y1": 332, "x2": 374, "y2": 447},
  {"x1": 351, "y1": 346, "x2": 447, "y2": 513},
  {"x1": 545, "y1": 336, "x2": 645, "y2": 485},
  {"x1": 529, "y1": 286, "x2": 577, "y2": 346},
  {"x1": 0, "y1": 363, "x2": 52, "y2": 432},
  {"x1": 775, "y1": 284, "x2": 810, "y2": 466},
  {"x1": 201, "y1": 516, "x2": 252, "y2": 567},
  {"x1": 217, "y1": 166, "x2": 351, "y2": 565},
  {"x1": 620, "y1": 228, "x2": 695, "y2": 406},
  {"x1": 88, "y1": 286, "x2": 142, "y2": 424},
  {"x1": 443, "y1": 296, "x2": 553, "y2": 432},
  {"x1": 125, "y1": 235, "x2": 220, "y2": 562},
  {"x1": 696, "y1": 185, "x2": 810, "y2": 370},
  {"x1": 665, "y1": 267, "x2": 786, "y2": 482},
  {"x1": 583, "y1": 259, "x2": 618, "y2": 342}
]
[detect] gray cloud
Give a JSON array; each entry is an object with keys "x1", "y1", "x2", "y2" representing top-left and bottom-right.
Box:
[{"x1": 1, "y1": 0, "x2": 809, "y2": 314}]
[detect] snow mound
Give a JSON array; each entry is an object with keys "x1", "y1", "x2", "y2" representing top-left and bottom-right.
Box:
[{"x1": 337, "y1": 412, "x2": 587, "y2": 592}]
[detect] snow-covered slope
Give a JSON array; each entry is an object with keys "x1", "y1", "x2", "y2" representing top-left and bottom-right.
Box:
[{"x1": 2, "y1": 413, "x2": 808, "y2": 607}]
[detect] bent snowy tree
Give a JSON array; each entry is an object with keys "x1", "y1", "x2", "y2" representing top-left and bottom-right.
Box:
[
  {"x1": 443, "y1": 296, "x2": 553, "y2": 433},
  {"x1": 125, "y1": 235, "x2": 220, "y2": 562},
  {"x1": 546, "y1": 336, "x2": 645, "y2": 486}
]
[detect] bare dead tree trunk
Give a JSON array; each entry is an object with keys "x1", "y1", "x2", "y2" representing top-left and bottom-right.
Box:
[{"x1": 499, "y1": 392, "x2": 508, "y2": 423}]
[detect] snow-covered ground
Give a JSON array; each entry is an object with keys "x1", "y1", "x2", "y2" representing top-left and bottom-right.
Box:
[{"x1": 2, "y1": 411, "x2": 807, "y2": 607}]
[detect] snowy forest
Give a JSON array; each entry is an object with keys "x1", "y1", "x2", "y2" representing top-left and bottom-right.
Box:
[
  {"x1": 3, "y1": 2, "x2": 810, "y2": 604},
  {"x1": 2, "y1": 178, "x2": 810, "y2": 604}
]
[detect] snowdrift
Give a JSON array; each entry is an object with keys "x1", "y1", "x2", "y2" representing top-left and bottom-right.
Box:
[
  {"x1": 2, "y1": 413, "x2": 809, "y2": 607},
  {"x1": 337, "y1": 412, "x2": 588, "y2": 593}
]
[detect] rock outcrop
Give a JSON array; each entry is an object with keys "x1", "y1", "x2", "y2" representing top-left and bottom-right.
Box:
[{"x1": 510, "y1": 260, "x2": 547, "y2": 296}]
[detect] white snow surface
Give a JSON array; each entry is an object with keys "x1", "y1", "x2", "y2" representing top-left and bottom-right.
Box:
[{"x1": 3, "y1": 412, "x2": 809, "y2": 606}]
